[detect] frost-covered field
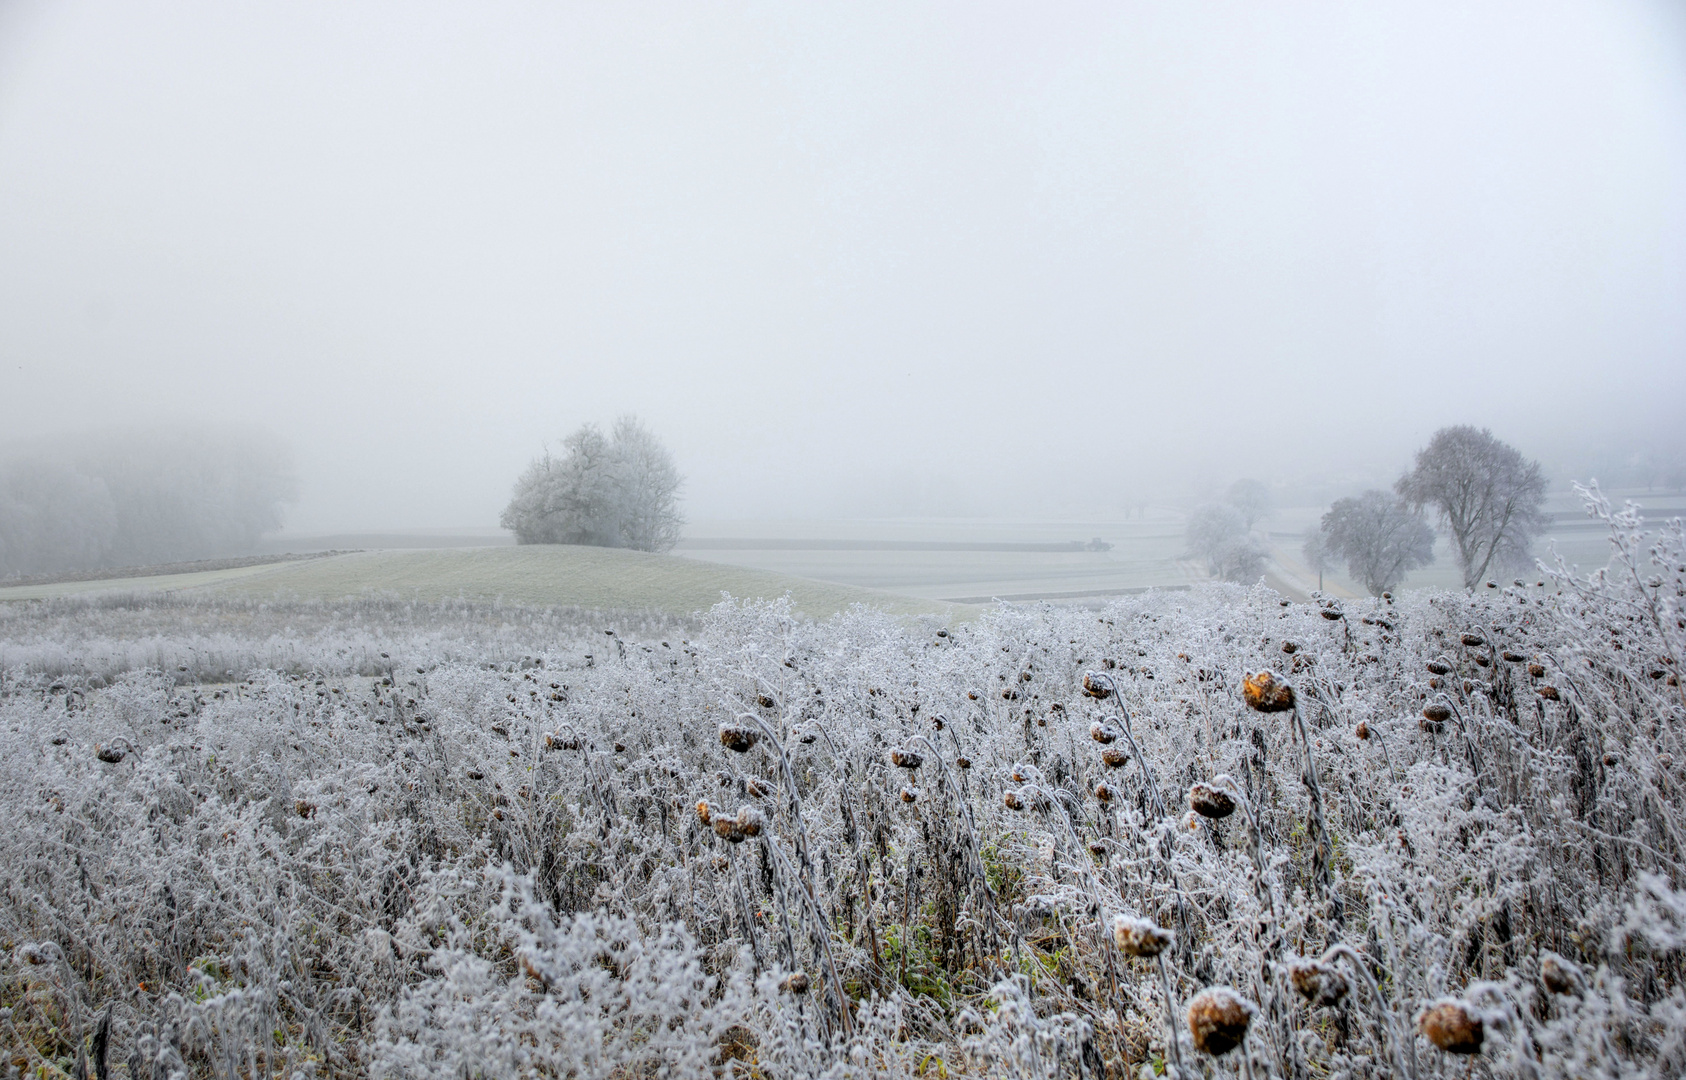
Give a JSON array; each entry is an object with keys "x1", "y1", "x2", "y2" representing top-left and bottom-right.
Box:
[{"x1": 2, "y1": 490, "x2": 1684, "y2": 1079}]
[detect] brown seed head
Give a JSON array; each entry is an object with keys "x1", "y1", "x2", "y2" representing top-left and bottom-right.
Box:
[
  {"x1": 1281, "y1": 641, "x2": 1299, "y2": 655},
  {"x1": 1528, "y1": 663, "x2": 1546, "y2": 678},
  {"x1": 695, "y1": 800, "x2": 713, "y2": 826},
  {"x1": 900, "y1": 785, "x2": 920, "y2": 804},
  {"x1": 713, "y1": 815, "x2": 747, "y2": 843},
  {"x1": 1461, "y1": 633, "x2": 1485, "y2": 647},
  {"x1": 1320, "y1": 608, "x2": 1344, "y2": 621},
  {"x1": 1422, "y1": 703, "x2": 1452, "y2": 723},
  {"x1": 1189, "y1": 779, "x2": 1236, "y2": 819},
  {"x1": 1287, "y1": 960, "x2": 1349, "y2": 1007},
  {"x1": 1011, "y1": 763, "x2": 1032, "y2": 783},
  {"x1": 955, "y1": 756, "x2": 972, "y2": 769},
  {"x1": 736, "y1": 806, "x2": 765, "y2": 837},
  {"x1": 1418, "y1": 1000, "x2": 1483, "y2": 1054},
  {"x1": 1081, "y1": 674, "x2": 1112, "y2": 699},
  {"x1": 1537, "y1": 686, "x2": 1561, "y2": 701},
  {"x1": 889, "y1": 748, "x2": 924, "y2": 770},
  {"x1": 1093, "y1": 781, "x2": 1114, "y2": 803},
  {"x1": 744, "y1": 777, "x2": 774, "y2": 799},
  {"x1": 1539, "y1": 951, "x2": 1583, "y2": 996},
  {"x1": 1102, "y1": 747, "x2": 1130, "y2": 768},
  {"x1": 1242, "y1": 670, "x2": 1295, "y2": 713},
  {"x1": 1090, "y1": 721, "x2": 1120, "y2": 745},
  {"x1": 1502, "y1": 651, "x2": 1525, "y2": 663},
  {"x1": 1003, "y1": 789, "x2": 1026, "y2": 812},
  {"x1": 1112, "y1": 915, "x2": 1174, "y2": 958},
  {"x1": 1426, "y1": 661, "x2": 1452, "y2": 676},
  {"x1": 780, "y1": 971, "x2": 810, "y2": 994},
  {"x1": 95, "y1": 744, "x2": 126, "y2": 764},
  {"x1": 719, "y1": 723, "x2": 759, "y2": 753},
  {"x1": 1186, "y1": 987, "x2": 1256, "y2": 1055},
  {"x1": 1355, "y1": 721, "x2": 1371, "y2": 740}
]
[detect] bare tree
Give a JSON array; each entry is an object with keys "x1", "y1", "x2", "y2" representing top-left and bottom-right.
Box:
[
  {"x1": 1226, "y1": 478, "x2": 1272, "y2": 529},
  {"x1": 1396, "y1": 426, "x2": 1546, "y2": 589},
  {"x1": 1319, "y1": 490, "x2": 1436, "y2": 596},
  {"x1": 1186, "y1": 502, "x2": 1267, "y2": 583},
  {"x1": 501, "y1": 416, "x2": 684, "y2": 553},
  {"x1": 1300, "y1": 523, "x2": 1330, "y2": 592}
]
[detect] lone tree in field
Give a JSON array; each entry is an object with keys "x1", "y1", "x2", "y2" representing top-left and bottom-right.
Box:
[
  {"x1": 1186, "y1": 502, "x2": 1267, "y2": 583},
  {"x1": 1396, "y1": 425, "x2": 1546, "y2": 589},
  {"x1": 1226, "y1": 478, "x2": 1272, "y2": 529},
  {"x1": 1300, "y1": 523, "x2": 1331, "y2": 592},
  {"x1": 500, "y1": 417, "x2": 683, "y2": 553},
  {"x1": 1319, "y1": 490, "x2": 1436, "y2": 596}
]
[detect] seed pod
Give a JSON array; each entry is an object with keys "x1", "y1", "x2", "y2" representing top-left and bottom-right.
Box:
[
  {"x1": 1461, "y1": 633, "x2": 1485, "y2": 647},
  {"x1": 1011, "y1": 764, "x2": 1032, "y2": 783},
  {"x1": 1112, "y1": 915, "x2": 1173, "y2": 958},
  {"x1": 1093, "y1": 781, "x2": 1115, "y2": 803},
  {"x1": 1426, "y1": 661, "x2": 1452, "y2": 675},
  {"x1": 696, "y1": 800, "x2": 714, "y2": 826},
  {"x1": 1242, "y1": 670, "x2": 1294, "y2": 713},
  {"x1": 1102, "y1": 747, "x2": 1130, "y2": 768},
  {"x1": 1320, "y1": 608, "x2": 1344, "y2": 621},
  {"x1": 1287, "y1": 960, "x2": 1349, "y2": 1007},
  {"x1": 955, "y1": 756, "x2": 972, "y2": 769},
  {"x1": 1281, "y1": 641, "x2": 1298, "y2": 655},
  {"x1": 1422, "y1": 703, "x2": 1452, "y2": 723},
  {"x1": 1539, "y1": 951, "x2": 1583, "y2": 995},
  {"x1": 713, "y1": 815, "x2": 746, "y2": 843},
  {"x1": 736, "y1": 806, "x2": 765, "y2": 837},
  {"x1": 900, "y1": 786, "x2": 920, "y2": 804},
  {"x1": 1473, "y1": 654, "x2": 1491, "y2": 668},
  {"x1": 1418, "y1": 1000, "x2": 1483, "y2": 1054},
  {"x1": 1355, "y1": 721, "x2": 1370, "y2": 740},
  {"x1": 719, "y1": 723, "x2": 759, "y2": 753},
  {"x1": 756, "y1": 695, "x2": 776, "y2": 709},
  {"x1": 1186, "y1": 987, "x2": 1256, "y2": 1055},
  {"x1": 1537, "y1": 686, "x2": 1561, "y2": 701},
  {"x1": 889, "y1": 749, "x2": 924, "y2": 770},
  {"x1": 94, "y1": 744, "x2": 126, "y2": 764},
  {"x1": 781, "y1": 971, "x2": 810, "y2": 994},
  {"x1": 1189, "y1": 780, "x2": 1236, "y2": 819},
  {"x1": 967, "y1": 691, "x2": 979, "y2": 700},
  {"x1": 1003, "y1": 789, "x2": 1026, "y2": 811},
  {"x1": 1502, "y1": 651, "x2": 1525, "y2": 663},
  {"x1": 1090, "y1": 721, "x2": 1120, "y2": 745},
  {"x1": 1081, "y1": 674, "x2": 1112, "y2": 699},
  {"x1": 1528, "y1": 663, "x2": 1546, "y2": 678}
]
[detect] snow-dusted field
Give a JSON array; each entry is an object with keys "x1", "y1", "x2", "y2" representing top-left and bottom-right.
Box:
[{"x1": 2, "y1": 491, "x2": 1683, "y2": 1078}]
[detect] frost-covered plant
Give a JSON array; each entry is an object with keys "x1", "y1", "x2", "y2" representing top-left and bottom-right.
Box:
[{"x1": 3, "y1": 483, "x2": 1684, "y2": 1077}]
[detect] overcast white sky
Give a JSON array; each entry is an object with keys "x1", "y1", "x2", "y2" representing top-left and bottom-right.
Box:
[{"x1": 2, "y1": 1, "x2": 1683, "y2": 531}]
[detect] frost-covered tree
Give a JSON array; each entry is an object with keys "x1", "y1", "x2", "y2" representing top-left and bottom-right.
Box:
[
  {"x1": 1319, "y1": 490, "x2": 1435, "y2": 596},
  {"x1": 1186, "y1": 502, "x2": 1266, "y2": 583},
  {"x1": 500, "y1": 417, "x2": 683, "y2": 553},
  {"x1": 1300, "y1": 523, "x2": 1330, "y2": 592},
  {"x1": 1396, "y1": 425, "x2": 1546, "y2": 589},
  {"x1": 1226, "y1": 478, "x2": 1271, "y2": 529}
]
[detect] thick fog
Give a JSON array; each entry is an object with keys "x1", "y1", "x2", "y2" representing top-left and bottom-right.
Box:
[{"x1": 2, "y1": 1, "x2": 1683, "y2": 533}]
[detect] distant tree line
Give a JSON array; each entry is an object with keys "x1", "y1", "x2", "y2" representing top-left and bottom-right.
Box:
[
  {"x1": 501, "y1": 417, "x2": 684, "y2": 553},
  {"x1": 1193, "y1": 427, "x2": 1548, "y2": 595},
  {"x1": 0, "y1": 429, "x2": 297, "y2": 578}
]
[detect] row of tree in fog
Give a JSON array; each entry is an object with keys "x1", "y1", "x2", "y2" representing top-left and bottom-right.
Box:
[
  {"x1": 0, "y1": 431, "x2": 297, "y2": 578},
  {"x1": 1193, "y1": 426, "x2": 1548, "y2": 595}
]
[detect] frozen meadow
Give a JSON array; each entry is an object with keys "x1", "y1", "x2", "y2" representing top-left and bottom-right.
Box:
[{"x1": 2, "y1": 487, "x2": 1684, "y2": 1079}]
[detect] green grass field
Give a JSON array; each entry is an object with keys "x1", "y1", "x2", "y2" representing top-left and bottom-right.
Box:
[{"x1": 0, "y1": 545, "x2": 968, "y2": 619}]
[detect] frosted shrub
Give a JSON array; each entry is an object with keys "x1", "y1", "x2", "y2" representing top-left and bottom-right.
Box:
[{"x1": 2, "y1": 485, "x2": 1684, "y2": 1077}]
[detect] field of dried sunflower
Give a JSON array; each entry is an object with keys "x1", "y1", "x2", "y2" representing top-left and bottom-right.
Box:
[{"x1": 2, "y1": 485, "x2": 1683, "y2": 1079}]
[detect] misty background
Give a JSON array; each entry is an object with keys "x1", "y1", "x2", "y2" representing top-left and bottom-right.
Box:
[{"x1": 3, "y1": 0, "x2": 1685, "y2": 537}]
